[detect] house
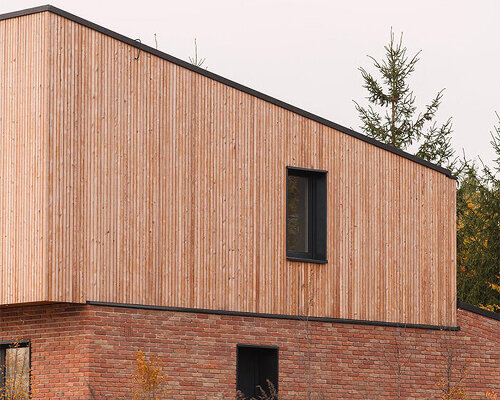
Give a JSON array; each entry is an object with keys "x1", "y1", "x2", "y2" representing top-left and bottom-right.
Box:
[{"x1": 0, "y1": 5, "x2": 498, "y2": 399}]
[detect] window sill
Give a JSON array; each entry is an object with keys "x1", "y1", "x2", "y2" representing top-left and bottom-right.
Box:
[{"x1": 287, "y1": 256, "x2": 328, "y2": 264}]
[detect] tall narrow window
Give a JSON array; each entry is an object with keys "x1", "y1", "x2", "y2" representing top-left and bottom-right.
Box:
[
  {"x1": 0, "y1": 342, "x2": 30, "y2": 400},
  {"x1": 236, "y1": 345, "x2": 278, "y2": 399},
  {"x1": 286, "y1": 167, "x2": 327, "y2": 263}
]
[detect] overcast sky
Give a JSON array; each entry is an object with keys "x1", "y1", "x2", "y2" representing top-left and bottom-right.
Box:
[{"x1": 2, "y1": 0, "x2": 499, "y2": 167}]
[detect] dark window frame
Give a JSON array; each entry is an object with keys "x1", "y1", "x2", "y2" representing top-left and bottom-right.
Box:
[
  {"x1": 0, "y1": 340, "x2": 31, "y2": 397},
  {"x1": 236, "y1": 344, "x2": 279, "y2": 398},
  {"x1": 286, "y1": 166, "x2": 327, "y2": 264}
]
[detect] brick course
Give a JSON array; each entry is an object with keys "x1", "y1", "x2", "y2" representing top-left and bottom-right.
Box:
[{"x1": 0, "y1": 304, "x2": 498, "y2": 399}]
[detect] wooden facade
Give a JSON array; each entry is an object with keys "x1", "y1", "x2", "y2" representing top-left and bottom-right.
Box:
[
  {"x1": 0, "y1": 8, "x2": 457, "y2": 326},
  {"x1": 0, "y1": 12, "x2": 48, "y2": 305}
]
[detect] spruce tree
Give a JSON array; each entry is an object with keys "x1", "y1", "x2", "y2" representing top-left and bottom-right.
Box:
[
  {"x1": 354, "y1": 30, "x2": 455, "y2": 169},
  {"x1": 457, "y1": 117, "x2": 500, "y2": 312}
]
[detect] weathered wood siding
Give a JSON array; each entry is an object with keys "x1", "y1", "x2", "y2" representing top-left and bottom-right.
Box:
[
  {"x1": 0, "y1": 13, "x2": 49, "y2": 304},
  {"x1": 0, "y1": 11, "x2": 457, "y2": 326}
]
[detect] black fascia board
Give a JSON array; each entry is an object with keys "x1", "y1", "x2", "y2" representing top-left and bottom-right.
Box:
[
  {"x1": 0, "y1": 4, "x2": 456, "y2": 180},
  {"x1": 237, "y1": 344, "x2": 279, "y2": 350},
  {"x1": 286, "y1": 166, "x2": 329, "y2": 174},
  {"x1": 457, "y1": 300, "x2": 500, "y2": 321},
  {"x1": 87, "y1": 301, "x2": 461, "y2": 331}
]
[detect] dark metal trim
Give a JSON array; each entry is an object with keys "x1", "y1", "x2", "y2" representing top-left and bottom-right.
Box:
[
  {"x1": 86, "y1": 301, "x2": 461, "y2": 331},
  {"x1": 0, "y1": 340, "x2": 30, "y2": 346},
  {"x1": 0, "y1": 340, "x2": 30, "y2": 393},
  {"x1": 237, "y1": 344, "x2": 279, "y2": 350},
  {"x1": 457, "y1": 300, "x2": 500, "y2": 321},
  {"x1": 0, "y1": 347, "x2": 3, "y2": 391},
  {"x1": 286, "y1": 166, "x2": 329, "y2": 174},
  {"x1": 236, "y1": 344, "x2": 279, "y2": 397},
  {"x1": 286, "y1": 167, "x2": 328, "y2": 262},
  {"x1": 0, "y1": 5, "x2": 456, "y2": 180},
  {"x1": 0, "y1": 5, "x2": 51, "y2": 20},
  {"x1": 286, "y1": 256, "x2": 328, "y2": 264}
]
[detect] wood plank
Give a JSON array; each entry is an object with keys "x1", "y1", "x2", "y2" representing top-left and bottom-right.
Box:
[{"x1": 0, "y1": 12, "x2": 457, "y2": 326}]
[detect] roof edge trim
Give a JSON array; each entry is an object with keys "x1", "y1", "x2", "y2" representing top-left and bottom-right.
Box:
[
  {"x1": 87, "y1": 301, "x2": 461, "y2": 331},
  {"x1": 457, "y1": 300, "x2": 500, "y2": 321},
  {"x1": 0, "y1": 4, "x2": 456, "y2": 179}
]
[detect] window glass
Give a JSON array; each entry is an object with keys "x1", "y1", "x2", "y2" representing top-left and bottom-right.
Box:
[
  {"x1": 286, "y1": 167, "x2": 327, "y2": 262},
  {"x1": 286, "y1": 175, "x2": 309, "y2": 253},
  {"x1": 1, "y1": 345, "x2": 30, "y2": 400}
]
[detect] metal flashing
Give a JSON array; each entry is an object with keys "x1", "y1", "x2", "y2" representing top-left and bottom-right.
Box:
[
  {"x1": 87, "y1": 301, "x2": 461, "y2": 331},
  {"x1": 0, "y1": 5, "x2": 456, "y2": 179}
]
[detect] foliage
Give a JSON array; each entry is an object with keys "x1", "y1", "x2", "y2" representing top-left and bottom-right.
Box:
[
  {"x1": 354, "y1": 29, "x2": 456, "y2": 170},
  {"x1": 457, "y1": 116, "x2": 500, "y2": 312},
  {"x1": 435, "y1": 347, "x2": 468, "y2": 400},
  {"x1": 0, "y1": 342, "x2": 32, "y2": 400},
  {"x1": 131, "y1": 350, "x2": 168, "y2": 400},
  {"x1": 354, "y1": 28, "x2": 499, "y2": 313},
  {"x1": 437, "y1": 383, "x2": 467, "y2": 400}
]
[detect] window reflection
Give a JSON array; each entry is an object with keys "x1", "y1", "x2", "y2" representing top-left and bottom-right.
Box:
[
  {"x1": 2, "y1": 346, "x2": 30, "y2": 400},
  {"x1": 286, "y1": 175, "x2": 309, "y2": 253}
]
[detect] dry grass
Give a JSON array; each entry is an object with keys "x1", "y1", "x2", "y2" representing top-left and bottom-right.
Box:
[{"x1": 236, "y1": 380, "x2": 278, "y2": 400}]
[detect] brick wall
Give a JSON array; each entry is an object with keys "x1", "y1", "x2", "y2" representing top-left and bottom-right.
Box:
[
  {"x1": 0, "y1": 304, "x2": 92, "y2": 398},
  {"x1": 0, "y1": 303, "x2": 498, "y2": 399}
]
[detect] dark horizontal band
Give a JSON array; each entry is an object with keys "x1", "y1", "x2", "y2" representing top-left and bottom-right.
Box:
[
  {"x1": 86, "y1": 301, "x2": 460, "y2": 331},
  {"x1": 286, "y1": 166, "x2": 329, "y2": 174},
  {"x1": 286, "y1": 256, "x2": 328, "y2": 264},
  {"x1": 0, "y1": 339, "x2": 30, "y2": 346},
  {"x1": 237, "y1": 344, "x2": 279, "y2": 350},
  {"x1": 457, "y1": 300, "x2": 500, "y2": 321},
  {"x1": 0, "y1": 5, "x2": 455, "y2": 180}
]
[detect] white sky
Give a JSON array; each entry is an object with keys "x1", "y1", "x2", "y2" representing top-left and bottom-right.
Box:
[{"x1": 2, "y1": 0, "x2": 499, "y2": 167}]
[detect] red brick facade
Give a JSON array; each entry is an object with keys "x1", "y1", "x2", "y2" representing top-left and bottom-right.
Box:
[{"x1": 0, "y1": 303, "x2": 498, "y2": 399}]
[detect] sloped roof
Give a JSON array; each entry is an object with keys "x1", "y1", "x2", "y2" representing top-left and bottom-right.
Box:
[{"x1": 0, "y1": 4, "x2": 455, "y2": 179}]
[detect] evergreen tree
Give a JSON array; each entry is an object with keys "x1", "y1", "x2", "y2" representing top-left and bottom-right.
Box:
[
  {"x1": 457, "y1": 117, "x2": 500, "y2": 312},
  {"x1": 354, "y1": 30, "x2": 456, "y2": 169}
]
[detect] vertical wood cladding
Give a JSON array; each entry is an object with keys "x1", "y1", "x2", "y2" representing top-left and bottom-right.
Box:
[
  {"x1": 0, "y1": 13, "x2": 49, "y2": 304},
  {"x1": 0, "y1": 11, "x2": 457, "y2": 326}
]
